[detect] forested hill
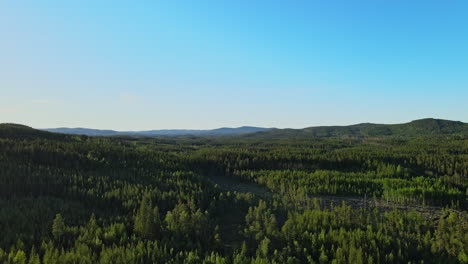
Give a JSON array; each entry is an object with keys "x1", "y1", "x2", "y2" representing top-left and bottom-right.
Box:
[
  {"x1": 247, "y1": 118, "x2": 468, "y2": 138},
  {"x1": 0, "y1": 123, "x2": 70, "y2": 140}
]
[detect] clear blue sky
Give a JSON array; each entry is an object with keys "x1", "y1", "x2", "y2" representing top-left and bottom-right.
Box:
[{"x1": 1, "y1": 0, "x2": 467, "y2": 130}]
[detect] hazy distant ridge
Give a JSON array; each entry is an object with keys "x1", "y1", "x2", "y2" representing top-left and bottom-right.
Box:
[{"x1": 43, "y1": 126, "x2": 272, "y2": 136}]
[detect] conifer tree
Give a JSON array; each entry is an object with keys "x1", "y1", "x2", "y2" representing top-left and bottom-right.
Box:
[
  {"x1": 134, "y1": 195, "x2": 160, "y2": 239},
  {"x1": 52, "y1": 214, "x2": 66, "y2": 242}
]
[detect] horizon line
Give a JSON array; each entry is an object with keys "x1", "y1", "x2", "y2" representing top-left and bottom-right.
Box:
[{"x1": 13, "y1": 117, "x2": 465, "y2": 132}]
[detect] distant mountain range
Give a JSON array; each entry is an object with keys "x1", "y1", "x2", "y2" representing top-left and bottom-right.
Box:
[
  {"x1": 43, "y1": 126, "x2": 273, "y2": 136},
  {"x1": 1, "y1": 118, "x2": 467, "y2": 139}
]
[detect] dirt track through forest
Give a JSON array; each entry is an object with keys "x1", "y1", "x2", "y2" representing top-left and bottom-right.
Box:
[{"x1": 208, "y1": 174, "x2": 465, "y2": 222}]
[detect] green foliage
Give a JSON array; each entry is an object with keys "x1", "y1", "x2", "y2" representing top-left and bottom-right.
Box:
[
  {"x1": 134, "y1": 194, "x2": 161, "y2": 239},
  {"x1": 244, "y1": 200, "x2": 278, "y2": 241},
  {"x1": 51, "y1": 214, "x2": 66, "y2": 242}
]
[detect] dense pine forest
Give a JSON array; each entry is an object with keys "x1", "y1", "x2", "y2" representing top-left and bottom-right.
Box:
[{"x1": 0, "y1": 123, "x2": 467, "y2": 263}]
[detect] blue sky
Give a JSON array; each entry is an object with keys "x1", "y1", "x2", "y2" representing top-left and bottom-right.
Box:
[{"x1": 1, "y1": 0, "x2": 467, "y2": 130}]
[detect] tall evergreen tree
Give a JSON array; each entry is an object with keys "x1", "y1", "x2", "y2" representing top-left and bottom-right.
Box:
[
  {"x1": 51, "y1": 214, "x2": 66, "y2": 242},
  {"x1": 134, "y1": 195, "x2": 160, "y2": 239}
]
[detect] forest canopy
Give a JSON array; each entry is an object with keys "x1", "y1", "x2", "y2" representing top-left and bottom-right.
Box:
[{"x1": 0, "y1": 124, "x2": 467, "y2": 263}]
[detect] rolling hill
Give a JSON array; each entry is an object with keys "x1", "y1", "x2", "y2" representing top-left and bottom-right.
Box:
[
  {"x1": 245, "y1": 118, "x2": 468, "y2": 138},
  {"x1": 0, "y1": 123, "x2": 67, "y2": 140}
]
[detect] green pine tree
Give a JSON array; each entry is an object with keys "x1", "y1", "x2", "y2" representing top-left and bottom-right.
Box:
[
  {"x1": 134, "y1": 195, "x2": 160, "y2": 239},
  {"x1": 52, "y1": 214, "x2": 66, "y2": 242}
]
